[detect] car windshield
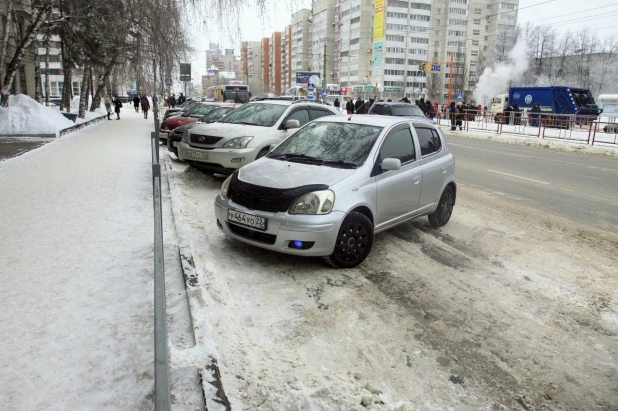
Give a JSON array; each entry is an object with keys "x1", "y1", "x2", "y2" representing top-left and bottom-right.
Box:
[
  {"x1": 392, "y1": 105, "x2": 426, "y2": 117},
  {"x1": 183, "y1": 105, "x2": 218, "y2": 118},
  {"x1": 269, "y1": 122, "x2": 383, "y2": 167},
  {"x1": 220, "y1": 103, "x2": 287, "y2": 127},
  {"x1": 178, "y1": 100, "x2": 194, "y2": 108},
  {"x1": 224, "y1": 91, "x2": 250, "y2": 103},
  {"x1": 200, "y1": 107, "x2": 235, "y2": 123}
]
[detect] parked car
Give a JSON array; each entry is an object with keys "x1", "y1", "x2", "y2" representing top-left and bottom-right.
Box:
[
  {"x1": 163, "y1": 100, "x2": 200, "y2": 119},
  {"x1": 177, "y1": 99, "x2": 342, "y2": 174},
  {"x1": 368, "y1": 102, "x2": 430, "y2": 121},
  {"x1": 159, "y1": 103, "x2": 229, "y2": 141},
  {"x1": 214, "y1": 115, "x2": 456, "y2": 268},
  {"x1": 167, "y1": 104, "x2": 241, "y2": 157}
]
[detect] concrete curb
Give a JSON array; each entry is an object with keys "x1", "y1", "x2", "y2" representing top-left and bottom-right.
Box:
[{"x1": 59, "y1": 114, "x2": 108, "y2": 137}]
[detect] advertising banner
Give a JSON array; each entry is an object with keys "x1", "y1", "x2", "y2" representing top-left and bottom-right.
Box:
[
  {"x1": 373, "y1": 0, "x2": 384, "y2": 41},
  {"x1": 374, "y1": 56, "x2": 382, "y2": 69},
  {"x1": 296, "y1": 72, "x2": 321, "y2": 86}
]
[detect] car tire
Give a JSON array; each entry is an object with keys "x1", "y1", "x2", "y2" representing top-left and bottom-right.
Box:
[
  {"x1": 190, "y1": 164, "x2": 215, "y2": 175},
  {"x1": 323, "y1": 211, "x2": 374, "y2": 269},
  {"x1": 255, "y1": 147, "x2": 270, "y2": 160},
  {"x1": 428, "y1": 186, "x2": 454, "y2": 228}
]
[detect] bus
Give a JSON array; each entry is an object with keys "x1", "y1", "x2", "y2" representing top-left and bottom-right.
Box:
[{"x1": 213, "y1": 84, "x2": 251, "y2": 103}]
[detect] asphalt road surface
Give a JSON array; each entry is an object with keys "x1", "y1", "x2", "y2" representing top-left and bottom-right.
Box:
[{"x1": 445, "y1": 135, "x2": 618, "y2": 231}]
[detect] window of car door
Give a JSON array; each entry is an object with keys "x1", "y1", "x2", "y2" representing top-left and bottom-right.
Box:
[
  {"x1": 283, "y1": 108, "x2": 310, "y2": 128},
  {"x1": 375, "y1": 125, "x2": 416, "y2": 175},
  {"x1": 310, "y1": 109, "x2": 332, "y2": 120},
  {"x1": 382, "y1": 105, "x2": 393, "y2": 116},
  {"x1": 415, "y1": 127, "x2": 442, "y2": 157},
  {"x1": 371, "y1": 104, "x2": 383, "y2": 115}
]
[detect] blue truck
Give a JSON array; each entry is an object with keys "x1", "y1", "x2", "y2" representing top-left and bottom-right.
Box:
[{"x1": 507, "y1": 86, "x2": 600, "y2": 117}]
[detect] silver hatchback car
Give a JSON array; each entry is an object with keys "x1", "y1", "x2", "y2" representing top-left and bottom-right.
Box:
[{"x1": 214, "y1": 115, "x2": 456, "y2": 268}]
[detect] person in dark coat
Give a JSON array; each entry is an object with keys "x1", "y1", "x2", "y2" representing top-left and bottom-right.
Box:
[
  {"x1": 530, "y1": 103, "x2": 541, "y2": 127},
  {"x1": 456, "y1": 102, "x2": 464, "y2": 130},
  {"x1": 345, "y1": 99, "x2": 355, "y2": 114},
  {"x1": 449, "y1": 102, "x2": 457, "y2": 130},
  {"x1": 425, "y1": 101, "x2": 435, "y2": 119},
  {"x1": 178, "y1": 93, "x2": 186, "y2": 105},
  {"x1": 368, "y1": 98, "x2": 374, "y2": 112},
  {"x1": 113, "y1": 96, "x2": 123, "y2": 120},
  {"x1": 140, "y1": 95, "x2": 150, "y2": 119},
  {"x1": 355, "y1": 98, "x2": 365, "y2": 114},
  {"x1": 512, "y1": 104, "x2": 521, "y2": 125},
  {"x1": 133, "y1": 95, "x2": 140, "y2": 113},
  {"x1": 170, "y1": 94, "x2": 177, "y2": 108},
  {"x1": 503, "y1": 105, "x2": 513, "y2": 125},
  {"x1": 334, "y1": 98, "x2": 340, "y2": 109}
]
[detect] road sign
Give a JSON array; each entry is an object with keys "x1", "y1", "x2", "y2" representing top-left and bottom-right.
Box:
[
  {"x1": 431, "y1": 65, "x2": 441, "y2": 72},
  {"x1": 180, "y1": 63, "x2": 191, "y2": 82},
  {"x1": 289, "y1": 89, "x2": 296, "y2": 94},
  {"x1": 457, "y1": 93, "x2": 463, "y2": 100},
  {"x1": 164, "y1": 77, "x2": 173, "y2": 87},
  {"x1": 308, "y1": 84, "x2": 314, "y2": 100},
  {"x1": 322, "y1": 90, "x2": 328, "y2": 96}
]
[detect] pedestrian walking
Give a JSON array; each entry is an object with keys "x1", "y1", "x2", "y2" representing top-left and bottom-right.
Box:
[
  {"x1": 170, "y1": 94, "x2": 177, "y2": 108},
  {"x1": 354, "y1": 98, "x2": 364, "y2": 114},
  {"x1": 133, "y1": 95, "x2": 140, "y2": 113},
  {"x1": 178, "y1": 93, "x2": 186, "y2": 105},
  {"x1": 113, "y1": 96, "x2": 123, "y2": 120},
  {"x1": 345, "y1": 99, "x2": 355, "y2": 114},
  {"x1": 504, "y1": 105, "x2": 513, "y2": 125},
  {"x1": 456, "y1": 102, "x2": 464, "y2": 130},
  {"x1": 449, "y1": 102, "x2": 457, "y2": 131},
  {"x1": 334, "y1": 98, "x2": 340, "y2": 109},
  {"x1": 140, "y1": 95, "x2": 150, "y2": 119},
  {"x1": 530, "y1": 103, "x2": 541, "y2": 127},
  {"x1": 104, "y1": 95, "x2": 113, "y2": 120},
  {"x1": 513, "y1": 104, "x2": 521, "y2": 125},
  {"x1": 425, "y1": 101, "x2": 435, "y2": 119}
]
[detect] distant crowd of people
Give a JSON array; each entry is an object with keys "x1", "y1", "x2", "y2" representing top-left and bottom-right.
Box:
[
  {"x1": 103, "y1": 95, "x2": 151, "y2": 120},
  {"x1": 165, "y1": 93, "x2": 186, "y2": 108}
]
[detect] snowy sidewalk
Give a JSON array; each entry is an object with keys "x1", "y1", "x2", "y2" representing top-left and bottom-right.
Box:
[{"x1": 0, "y1": 108, "x2": 157, "y2": 410}]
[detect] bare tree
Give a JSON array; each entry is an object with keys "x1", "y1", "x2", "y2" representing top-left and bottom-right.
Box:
[{"x1": 425, "y1": 72, "x2": 441, "y2": 102}]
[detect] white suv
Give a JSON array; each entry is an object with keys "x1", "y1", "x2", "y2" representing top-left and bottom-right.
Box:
[{"x1": 177, "y1": 99, "x2": 342, "y2": 174}]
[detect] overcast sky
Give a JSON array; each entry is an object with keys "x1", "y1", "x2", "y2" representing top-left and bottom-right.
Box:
[{"x1": 186, "y1": 0, "x2": 618, "y2": 77}]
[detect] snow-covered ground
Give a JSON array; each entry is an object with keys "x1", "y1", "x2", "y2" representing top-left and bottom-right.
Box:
[
  {"x1": 163, "y1": 150, "x2": 618, "y2": 410},
  {"x1": 0, "y1": 108, "x2": 158, "y2": 410}
]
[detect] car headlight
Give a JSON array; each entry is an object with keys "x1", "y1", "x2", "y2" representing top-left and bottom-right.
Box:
[
  {"x1": 181, "y1": 131, "x2": 189, "y2": 142},
  {"x1": 289, "y1": 190, "x2": 335, "y2": 215},
  {"x1": 220, "y1": 175, "x2": 232, "y2": 198},
  {"x1": 223, "y1": 136, "x2": 253, "y2": 149}
]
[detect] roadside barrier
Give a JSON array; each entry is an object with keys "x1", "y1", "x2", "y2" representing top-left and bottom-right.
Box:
[
  {"x1": 59, "y1": 114, "x2": 108, "y2": 136},
  {"x1": 150, "y1": 96, "x2": 171, "y2": 411},
  {"x1": 438, "y1": 110, "x2": 618, "y2": 146}
]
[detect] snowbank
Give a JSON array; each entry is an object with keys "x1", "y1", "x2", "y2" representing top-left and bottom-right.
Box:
[
  {"x1": 0, "y1": 95, "x2": 74, "y2": 137},
  {"x1": 441, "y1": 127, "x2": 618, "y2": 158}
]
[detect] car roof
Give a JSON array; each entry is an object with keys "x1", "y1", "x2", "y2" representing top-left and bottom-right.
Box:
[
  {"x1": 375, "y1": 102, "x2": 420, "y2": 106},
  {"x1": 247, "y1": 99, "x2": 336, "y2": 108},
  {"x1": 314, "y1": 114, "x2": 437, "y2": 128}
]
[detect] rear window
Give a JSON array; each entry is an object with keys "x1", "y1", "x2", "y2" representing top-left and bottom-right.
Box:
[
  {"x1": 416, "y1": 128, "x2": 442, "y2": 156},
  {"x1": 392, "y1": 105, "x2": 425, "y2": 117},
  {"x1": 371, "y1": 105, "x2": 383, "y2": 115}
]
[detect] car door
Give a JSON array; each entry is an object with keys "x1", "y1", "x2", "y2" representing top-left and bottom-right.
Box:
[
  {"x1": 280, "y1": 106, "x2": 311, "y2": 140},
  {"x1": 374, "y1": 124, "x2": 423, "y2": 229},
  {"x1": 415, "y1": 126, "x2": 450, "y2": 209},
  {"x1": 309, "y1": 108, "x2": 333, "y2": 120},
  {"x1": 382, "y1": 105, "x2": 393, "y2": 116}
]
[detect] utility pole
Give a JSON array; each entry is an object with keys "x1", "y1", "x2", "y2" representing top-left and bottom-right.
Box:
[{"x1": 322, "y1": 42, "x2": 326, "y2": 93}]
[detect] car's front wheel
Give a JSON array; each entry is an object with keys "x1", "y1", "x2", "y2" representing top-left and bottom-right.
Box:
[
  {"x1": 323, "y1": 212, "x2": 374, "y2": 269},
  {"x1": 428, "y1": 186, "x2": 454, "y2": 228}
]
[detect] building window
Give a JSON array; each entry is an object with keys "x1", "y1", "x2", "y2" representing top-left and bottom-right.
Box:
[
  {"x1": 434, "y1": 41, "x2": 440, "y2": 46},
  {"x1": 447, "y1": 41, "x2": 466, "y2": 47},
  {"x1": 485, "y1": 25, "x2": 490, "y2": 31},
  {"x1": 448, "y1": 19, "x2": 467, "y2": 26},
  {"x1": 410, "y1": 14, "x2": 431, "y2": 22},
  {"x1": 410, "y1": 37, "x2": 429, "y2": 44},
  {"x1": 449, "y1": 8, "x2": 467, "y2": 15},
  {"x1": 473, "y1": 29, "x2": 480, "y2": 35},
  {"x1": 386, "y1": 35, "x2": 405, "y2": 42},
  {"x1": 500, "y1": 3, "x2": 517, "y2": 10},
  {"x1": 474, "y1": 8, "x2": 481, "y2": 13},
  {"x1": 450, "y1": 0, "x2": 467, "y2": 3},
  {"x1": 474, "y1": 19, "x2": 480, "y2": 24},
  {"x1": 410, "y1": 3, "x2": 431, "y2": 11},
  {"x1": 472, "y1": 39, "x2": 479, "y2": 45},
  {"x1": 387, "y1": 12, "x2": 408, "y2": 19},
  {"x1": 499, "y1": 13, "x2": 516, "y2": 21},
  {"x1": 72, "y1": 82, "x2": 80, "y2": 96},
  {"x1": 448, "y1": 30, "x2": 465, "y2": 36},
  {"x1": 471, "y1": 50, "x2": 478, "y2": 55}
]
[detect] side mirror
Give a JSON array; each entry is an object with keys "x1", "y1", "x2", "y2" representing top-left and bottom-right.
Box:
[
  {"x1": 269, "y1": 144, "x2": 277, "y2": 152},
  {"x1": 285, "y1": 119, "x2": 300, "y2": 129},
  {"x1": 381, "y1": 158, "x2": 401, "y2": 171}
]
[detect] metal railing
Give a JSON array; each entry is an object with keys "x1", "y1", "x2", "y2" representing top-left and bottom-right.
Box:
[{"x1": 150, "y1": 95, "x2": 171, "y2": 411}]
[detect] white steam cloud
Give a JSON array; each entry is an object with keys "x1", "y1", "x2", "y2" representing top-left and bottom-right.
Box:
[{"x1": 473, "y1": 40, "x2": 529, "y2": 103}]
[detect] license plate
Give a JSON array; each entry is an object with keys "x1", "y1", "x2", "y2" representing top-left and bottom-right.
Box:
[
  {"x1": 186, "y1": 150, "x2": 207, "y2": 159},
  {"x1": 172, "y1": 141, "x2": 178, "y2": 147},
  {"x1": 227, "y1": 210, "x2": 267, "y2": 231}
]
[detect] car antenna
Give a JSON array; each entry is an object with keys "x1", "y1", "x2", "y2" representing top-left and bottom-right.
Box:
[{"x1": 348, "y1": 115, "x2": 352, "y2": 121}]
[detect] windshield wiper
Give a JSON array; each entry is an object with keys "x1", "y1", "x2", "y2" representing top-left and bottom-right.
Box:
[
  {"x1": 268, "y1": 154, "x2": 357, "y2": 168},
  {"x1": 321, "y1": 160, "x2": 357, "y2": 169},
  {"x1": 267, "y1": 153, "x2": 316, "y2": 159},
  {"x1": 238, "y1": 121, "x2": 261, "y2": 126}
]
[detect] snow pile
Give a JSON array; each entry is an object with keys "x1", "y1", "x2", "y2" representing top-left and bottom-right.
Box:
[
  {"x1": 474, "y1": 41, "x2": 529, "y2": 103},
  {"x1": 0, "y1": 94, "x2": 74, "y2": 137}
]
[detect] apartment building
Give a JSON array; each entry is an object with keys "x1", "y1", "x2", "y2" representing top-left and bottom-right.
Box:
[
  {"x1": 371, "y1": 0, "x2": 518, "y2": 102},
  {"x1": 268, "y1": 32, "x2": 282, "y2": 95},
  {"x1": 281, "y1": 25, "x2": 293, "y2": 93},
  {"x1": 261, "y1": 38, "x2": 270, "y2": 93},
  {"x1": 308, "y1": 0, "x2": 337, "y2": 88},
  {"x1": 206, "y1": 44, "x2": 241, "y2": 78},
  {"x1": 291, "y1": 9, "x2": 311, "y2": 87},
  {"x1": 36, "y1": 34, "x2": 84, "y2": 98},
  {"x1": 335, "y1": 0, "x2": 374, "y2": 96},
  {"x1": 240, "y1": 41, "x2": 263, "y2": 94}
]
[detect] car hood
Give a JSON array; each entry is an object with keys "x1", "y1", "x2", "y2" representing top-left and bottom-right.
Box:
[
  {"x1": 190, "y1": 122, "x2": 271, "y2": 139},
  {"x1": 163, "y1": 116, "x2": 198, "y2": 128},
  {"x1": 238, "y1": 157, "x2": 356, "y2": 189}
]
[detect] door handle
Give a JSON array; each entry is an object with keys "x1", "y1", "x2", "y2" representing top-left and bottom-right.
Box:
[
  {"x1": 413, "y1": 175, "x2": 421, "y2": 184},
  {"x1": 441, "y1": 166, "x2": 447, "y2": 173}
]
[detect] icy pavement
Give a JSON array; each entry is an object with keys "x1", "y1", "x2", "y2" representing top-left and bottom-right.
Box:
[
  {"x1": 0, "y1": 108, "x2": 157, "y2": 410},
  {"x1": 163, "y1": 151, "x2": 618, "y2": 410}
]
